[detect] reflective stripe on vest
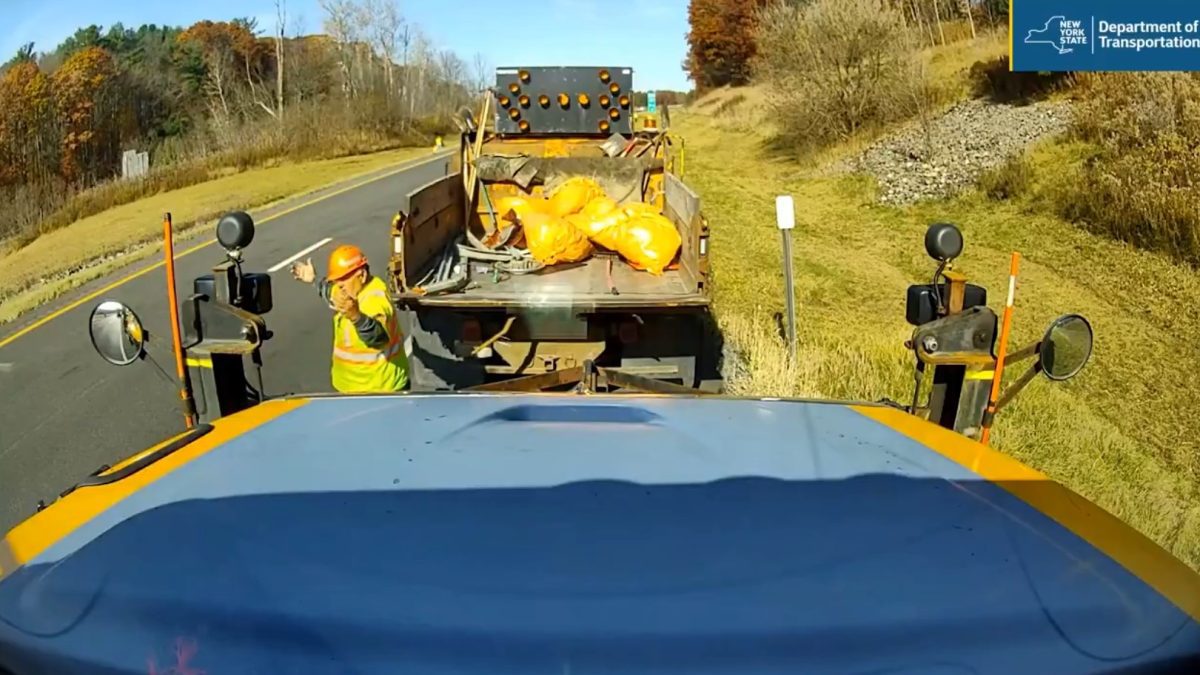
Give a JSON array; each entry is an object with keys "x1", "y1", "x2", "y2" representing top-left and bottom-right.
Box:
[{"x1": 332, "y1": 336, "x2": 403, "y2": 364}]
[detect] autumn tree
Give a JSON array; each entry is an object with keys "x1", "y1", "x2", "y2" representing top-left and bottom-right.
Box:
[
  {"x1": 685, "y1": 0, "x2": 772, "y2": 91},
  {"x1": 2, "y1": 43, "x2": 36, "y2": 71},
  {"x1": 52, "y1": 46, "x2": 122, "y2": 183},
  {"x1": 0, "y1": 61, "x2": 56, "y2": 186},
  {"x1": 287, "y1": 35, "x2": 338, "y2": 104},
  {"x1": 177, "y1": 20, "x2": 278, "y2": 123},
  {"x1": 2, "y1": 14, "x2": 472, "y2": 246},
  {"x1": 177, "y1": 22, "x2": 239, "y2": 121}
]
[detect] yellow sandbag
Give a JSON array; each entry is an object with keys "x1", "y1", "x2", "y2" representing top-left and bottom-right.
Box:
[
  {"x1": 580, "y1": 196, "x2": 618, "y2": 218},
  {"x1": 495, "y1": 195, "x2": 548, "y2": 222},
  {"x1": 546, "y1": 177, "x2": 606, "y2": 217},
  {"x1": 612, "y1": 212, "x2": 682, "y2": 276},
  {"x1": 568, "y1": 208, "x2": 627, "y2": 251},
  {"x1": 620, "y1": 202, "x2": 662, "y2": 218},
  {"x1": 521, "y1": 211, "x2": 593, "y2": 265},
  {"x1": 568, "y1": 200, "x2": 661, "y2": 251}
]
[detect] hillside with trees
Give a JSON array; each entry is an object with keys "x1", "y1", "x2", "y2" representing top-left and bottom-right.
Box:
[{"x1": 0, "y1": 0, "x2": 479, "y2": 246}]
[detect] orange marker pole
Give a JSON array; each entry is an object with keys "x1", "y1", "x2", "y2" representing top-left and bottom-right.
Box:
[
  {"x1": 980, "y1": 252, "x2": 1021, "y2": 447},
  {"x1": 163, "y1": 213, "x2": 197, "y2": 429}
]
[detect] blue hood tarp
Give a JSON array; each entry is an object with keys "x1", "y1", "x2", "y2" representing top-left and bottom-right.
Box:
[{"x1": 1, "y1": 396, "x2": 1197, "y2": 673}]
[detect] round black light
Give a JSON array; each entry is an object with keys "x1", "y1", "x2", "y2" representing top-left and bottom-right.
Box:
[
  {"x1": 924, "y1": 222, "x2": 963, "y2": 262},
  {"x1": 217, "y1": 211, "x2": 255, "y2": 251}
]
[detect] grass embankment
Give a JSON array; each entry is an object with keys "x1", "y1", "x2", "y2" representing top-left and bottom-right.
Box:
[
  {"x1": 677, "y1": 93, "x2": 1200, "y2": 569},
  {"x1": 0, "y1": 147, "x2": 430, "y2": 324},
  {"x1": 692, "y1": 30, "x2": 1008, "y2": 167}
]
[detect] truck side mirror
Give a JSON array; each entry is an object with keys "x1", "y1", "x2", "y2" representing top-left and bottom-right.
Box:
[
  {"x1": 89, "y1": 301, "x2": 147, "y2": 366},
  {"x1": 994, "y1": 314, "x2": 1095, "y2": 414},
  {"x1": 1040, "y1": 314, "x2": 1093, "y2": 382}
]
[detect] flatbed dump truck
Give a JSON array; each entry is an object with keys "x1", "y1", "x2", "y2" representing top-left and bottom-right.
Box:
[{"x1": 388, "y1": 66, "x2": 716, "y2": 391}]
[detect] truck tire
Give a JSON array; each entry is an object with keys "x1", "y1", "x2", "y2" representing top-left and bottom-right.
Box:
[{"x1": 398, "y1": 308, "x2": 486, "y2": 391}]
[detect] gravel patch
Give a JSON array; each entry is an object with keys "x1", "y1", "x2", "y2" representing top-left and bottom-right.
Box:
[{"x1": 841, "y1": 99, "x2": 1073, "y2": 205}]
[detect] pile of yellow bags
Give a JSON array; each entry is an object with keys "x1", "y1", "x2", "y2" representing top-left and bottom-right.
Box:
[
  {"x1": 495, "y1": 194, "x2": 592, "y2": 265},
  {"x1": 496, "y1": 177, "x2": 682, "y2": 275}
]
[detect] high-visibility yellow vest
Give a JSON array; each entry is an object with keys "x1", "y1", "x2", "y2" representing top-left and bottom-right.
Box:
[{"x1": 330, "y1": 276, "x2": 408, "y2": 393}]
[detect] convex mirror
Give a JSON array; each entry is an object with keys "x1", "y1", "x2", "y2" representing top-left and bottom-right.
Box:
[
  {"x1": 89, "y1": 301, "x2": 146, "y2": 366},
  {"x1": 1040, "y1": 314, "x2": 1093, "y2": 381}
]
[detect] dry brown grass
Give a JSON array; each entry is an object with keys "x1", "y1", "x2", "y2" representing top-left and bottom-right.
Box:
[
  {"x1": 0, "y1": 147, "x2": 428, "y2": 324},
  {"x1": 1057, "y1": 72, "x2": 1200, "y2": 264},
  {"x1": 755, "y1": 0, "x2": 931, "y2": 156},
  {"x1": 925, "y1": 29, "x2": 1008, "y2": 101},
  {"x1": 677, "y1": 70, "x2": 1200, "y2": 569}
]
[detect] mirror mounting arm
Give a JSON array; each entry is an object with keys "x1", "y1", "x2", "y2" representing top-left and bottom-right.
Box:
[
  {"x1": 1005, "y1": 340, "x2": 1041, "y2": 365},
  {"x1": 994, "y1": 363, "x2": 1042, "y2": 413}
]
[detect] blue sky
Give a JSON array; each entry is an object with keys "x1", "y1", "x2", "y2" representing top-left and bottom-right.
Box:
[{"x1": 0, "y1": 0, "x2": 692, "y2": 90}]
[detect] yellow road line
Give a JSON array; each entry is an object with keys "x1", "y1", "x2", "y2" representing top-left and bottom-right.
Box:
[{"x1": 0, "y1": 152, "x2": 450, "y2": 351}]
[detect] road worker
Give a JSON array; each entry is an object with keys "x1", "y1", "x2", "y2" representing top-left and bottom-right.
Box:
[{"x1": 290, "y1": 245, "x2": 408, "y2": 393}]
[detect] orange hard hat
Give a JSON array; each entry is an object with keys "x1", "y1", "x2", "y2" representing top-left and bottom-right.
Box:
[{"x1": 327, "y1": 244, "x2": 368, "y2": 280}]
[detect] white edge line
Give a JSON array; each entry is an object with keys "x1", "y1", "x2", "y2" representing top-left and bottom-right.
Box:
[{"x1": 268, "y1": 237, "x2": 333, "y2": 273}]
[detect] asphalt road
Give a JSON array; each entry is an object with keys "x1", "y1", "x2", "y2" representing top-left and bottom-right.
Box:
[{"x1": 0, "y1": 152, "x2": 451, "y2": 533}]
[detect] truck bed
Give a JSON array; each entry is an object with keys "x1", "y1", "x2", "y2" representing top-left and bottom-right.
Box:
[
  {"x1": 393, "y1": 168, "x2": 709, "y2": 311},
  {"x1": 416, "y1": 256, "x2": 706, "y2": 309}
]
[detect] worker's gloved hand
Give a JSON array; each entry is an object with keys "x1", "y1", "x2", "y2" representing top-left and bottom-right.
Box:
[
  {"x1": 331, "y1": 284, "x2": 362, "y2": 322},
  {"x1": 290, "y1": 258, "x2": 316, "y2": 284}
]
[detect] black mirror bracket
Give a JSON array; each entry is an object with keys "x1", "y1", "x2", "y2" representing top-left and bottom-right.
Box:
[
  {"x1": 181, "y1": 212, "x2": 273, "y2": 424},
  {"x1": 909, "y1": 306, "x2": 999, "y2": 438}
]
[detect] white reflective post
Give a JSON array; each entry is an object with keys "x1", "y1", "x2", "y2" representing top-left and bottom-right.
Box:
[{"x1": 776, "y1": 195, "x2": 797, "y2": 363}]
